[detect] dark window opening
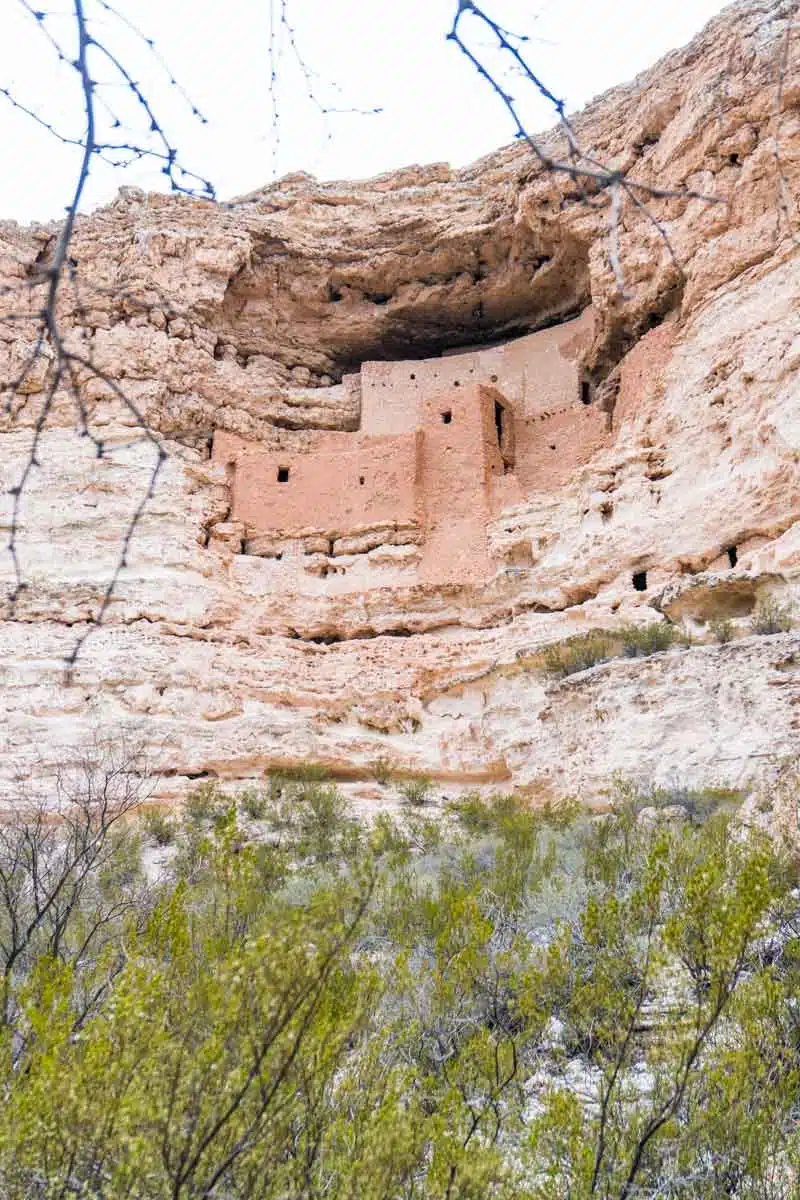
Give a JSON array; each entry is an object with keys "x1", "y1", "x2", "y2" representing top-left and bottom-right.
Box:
[
  {"x1": 275, "y1": 553, "x2": 283, "y2": 561},
  {"x1": 549, "y1": 443, "x2": 556, "y2": 451},
  {"x1": 277, "y1": 467, "x2": 290, "y2": 484},
  {"x1": 494, "y1": 401, "x2": 504, "y2": 445},
  {"x1": 454, "y1": 380, "x2": 460, "y2": 387},
  {"x1": 728, "y1": 153, "x2": 740, "y2": 166},
  {"x1": 727, "y1": 545, "x2": 738, "y2": 568},
  {"x1": 359, "y1": 475, "x2": 366, "y2": 485},
  {"x1": 581, "y1": 379, "x2": 592, "y2": 405},
  {"x1": 442, "y1": 410, "x2": 453, "y2": 425},
  {"x1": 633, "y1": 571, "x2": 648, "y2": 592},
  {"x1": 410, "y1": 372, "x2": 416, "y2": 380}
]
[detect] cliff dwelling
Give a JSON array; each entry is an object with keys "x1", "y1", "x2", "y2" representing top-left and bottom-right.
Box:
[{"x1": 212, "y1": 307, "x2": 608, "y2": 589}]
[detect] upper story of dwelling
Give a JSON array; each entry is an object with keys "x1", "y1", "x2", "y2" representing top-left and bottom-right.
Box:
[{"x1": 355, "y1": 308, "x2": 594, "y2": 437}]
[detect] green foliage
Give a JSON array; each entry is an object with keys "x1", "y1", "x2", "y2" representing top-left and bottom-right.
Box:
[
  {"x1": 542, "y1": 621, "x2": 688, "y2": 678},
  {"x1": 399, "y1": 774, "x2": 434, "y2": 807},
  {"x1": 618, "y1": 619, "x2": 679, "y2": 657},
  {"x1": 542, "y1": 630, "x2": 614, "y2": 676},
  {"x1": 609, "y1": 775, "x2": 743, "y2": 825},
  {"x1": 371, "y1": 756, "x2": 394, "y2": 785},
  {"x1": 182, "y1": 780, "x2": 231, "y2": 828},
  {"x1": 709, "y1": 615, "x2": 736, "y2": 643},
  {"x1": 142, "y1": 806, "x2": 177, "y2": 845},
  {"x1": 750, "y1": 595, "x2": 794, "y2": 635},
  {"x1": 269, "y1": 761, "x2": 330, "y2": 793},
  {"x1": 238, "y1": 786, "x2": 268, "y2": 820},
  {"x1": 2, "y1": 762, "x2": 800, "y2": 1199}
]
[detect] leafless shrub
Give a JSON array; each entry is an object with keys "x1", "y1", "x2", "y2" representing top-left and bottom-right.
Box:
[{"x1": 0, "y1": 731, "x2": 153, "y2": 1031}]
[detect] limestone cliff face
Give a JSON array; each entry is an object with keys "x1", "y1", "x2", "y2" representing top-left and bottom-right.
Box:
[{"x1": 0, "y1": 0, "x2": 798, "y2": 803}]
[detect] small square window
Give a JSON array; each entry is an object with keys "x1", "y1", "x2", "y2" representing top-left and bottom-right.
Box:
[
  {"x1": 277, "y1": 467, "x2": 290, "y2": 483},
  {"x1": 441, "y1": 410, "x2": 453, "y2": 425}
]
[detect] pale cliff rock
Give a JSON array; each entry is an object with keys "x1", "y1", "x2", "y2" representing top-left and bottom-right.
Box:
[{"x1": 0, "y1": 0, "x2": 798, "y2": 803}]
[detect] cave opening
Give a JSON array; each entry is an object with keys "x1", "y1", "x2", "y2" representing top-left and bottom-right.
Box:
[
  {"x1": 727, "y1": 545, "x2": 738, "y2": 568},
  {"x1": 633, "y1": 571, "x2": 648, "y2": 592},
  {"x1": 277, "y1": 467, "x2": 290, "y2": 484},
  {"x1": 581, "y1": 379, "x2": 593, "y2": 405},
  {"x1": 441, "y1": 410, "x2": 453, "y2": 425},
  {"x1": 328, "y1": 302, "x2": 591, "y2": 379}
]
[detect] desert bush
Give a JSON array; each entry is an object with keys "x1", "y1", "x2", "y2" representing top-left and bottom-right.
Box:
[
  {"x1": 609, "y1": 776, "x2": 743, "y2": 826},
  {"x1": 294, "y1": 784, "x2": 361, "y2": 862},
  {"x1": 183, "y1": 780, "x2": 230, "y2": 827},
  {"x1": 542, "y1": 622, "x2": 688, "y2": 677},
  {"x1": 142, "y1": 807, "x2": 177, "y2": 846},
  {"x1": 5, "y1": 754, "x2": 800, "y2": 1200},
  {"x1": 709, "y1": 616, "x2": 736, "y2": 643},
  {"x1": 267, "y1": 763, "x2": 331, "y2": 806},
  {"x1": 618, "y1": 619, "x2": 677, "y2": 657},
  {"x1": 750, "y1": 596, "x2": 793, "y2": 635},
  {"x1": 239, "y1": 787, "x2": 268, "y2": 821},
  {"x1": 542, "y1": 630, "x2": 614, "y2": 676},
  {"x1": 398, "y1": 774, "x2": 434, "y2": 807},
  {"x1": 403, "y1": 811, "x2": 444, "y2": 853},
  {"x1": 371, "y1": 757, "x2": 394, "y2": 785}
]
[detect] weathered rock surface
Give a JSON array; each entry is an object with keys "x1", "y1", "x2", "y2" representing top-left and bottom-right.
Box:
[{"x1": 0, "y1": 0, "x2": 798, "y2": 803}]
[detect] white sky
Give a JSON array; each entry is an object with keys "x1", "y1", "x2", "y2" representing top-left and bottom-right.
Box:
[{"x1": 1, "y1": 0, "x2": 731, "y2": 223}]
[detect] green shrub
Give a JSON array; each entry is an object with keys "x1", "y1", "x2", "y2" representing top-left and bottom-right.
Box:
[
  {"x1": 369, "y1": 812, "x2": 410, "y2": 858},
  {"x1": 183, "y1": 781, "x2": 230, "y2": 827},
  {"x1": 399, "y1": 775, "x2": 434, "y2": 807},
  {"x1": 268, "y1": 762, "x2": 331, "y2": 801},
  {"x1": 2, "y1": 753, "x2": 799, "y2": 1200},
  {"x1": 447, "y1": 790, "x2": 545, "y2": 836},
  {"x1": 372, "y1": 757, "x2": 394, "y2": 786},
  {"x1": 403, "y1": 812, "x2": 443, "y2": 852},
  {"x1": 295, "y1": 784, "x2": 359, "y2": 861},
  {"x1": 447, "y1": 790, "x2": 497, "y2": 835},
  {"x1": 239, "y1": 787, "x2": 268, "y2": 821},
  {"x1": 541, "y1": 630, "x2": 614, "y2": 677},
  {"x1": 610, "y1": 777, "x2": 743, "y2": 825},
  {"x1": 618, "y1": 620, "x2": 677, "y2": 658},
  {"x1": 709, "y1": 617, "x2": 735, "y2": 644},
  {"x1": 142, "y1": 807, "x2": 177, "y2": 846},
  {"x1": 750, "y1": 596, "x2": 793, "y2": 636}
]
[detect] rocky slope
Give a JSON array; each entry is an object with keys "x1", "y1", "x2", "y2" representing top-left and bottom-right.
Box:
[{"x1": 0, "y1": 0, "x2": 798, "y2": 804}]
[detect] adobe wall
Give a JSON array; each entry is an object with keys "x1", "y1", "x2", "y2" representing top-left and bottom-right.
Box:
[
  {"x1": 359, "y1": 307, "x2": 595, "y2": 436},
  {"x1": 509, "y1": 404, "x2": 609, "y2": 496},
  {"x1": 211, "y1": 308, "x2": 607, "y2": 586},
  {"x1": 214, "y1": 429, "x2": 422, "y2": 539},
  {"x1": 415, "y1": 383, "x2": 502, "y2": 583}
]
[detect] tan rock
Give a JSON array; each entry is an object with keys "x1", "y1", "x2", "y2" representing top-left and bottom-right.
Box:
[{"x1": 0, "y1": 0, "x2": 798, "y2": 805}]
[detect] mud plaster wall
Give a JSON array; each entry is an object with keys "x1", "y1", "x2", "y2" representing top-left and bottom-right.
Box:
[
  {"x1": 359, "y1": 307, "x2": 596, "y2": 436},
  {"x1": 214, "y1": 430, "x2": 422, "y2": 538},
  {"x1": 212, "y1": 309, "x2": 611, "y2": 584},
  {"x1": 415, "y1": 384, "x2": 508, "y2": 582},
  {"x1": 510, "y1": 403, "x2": 610, "y2": 495}
]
